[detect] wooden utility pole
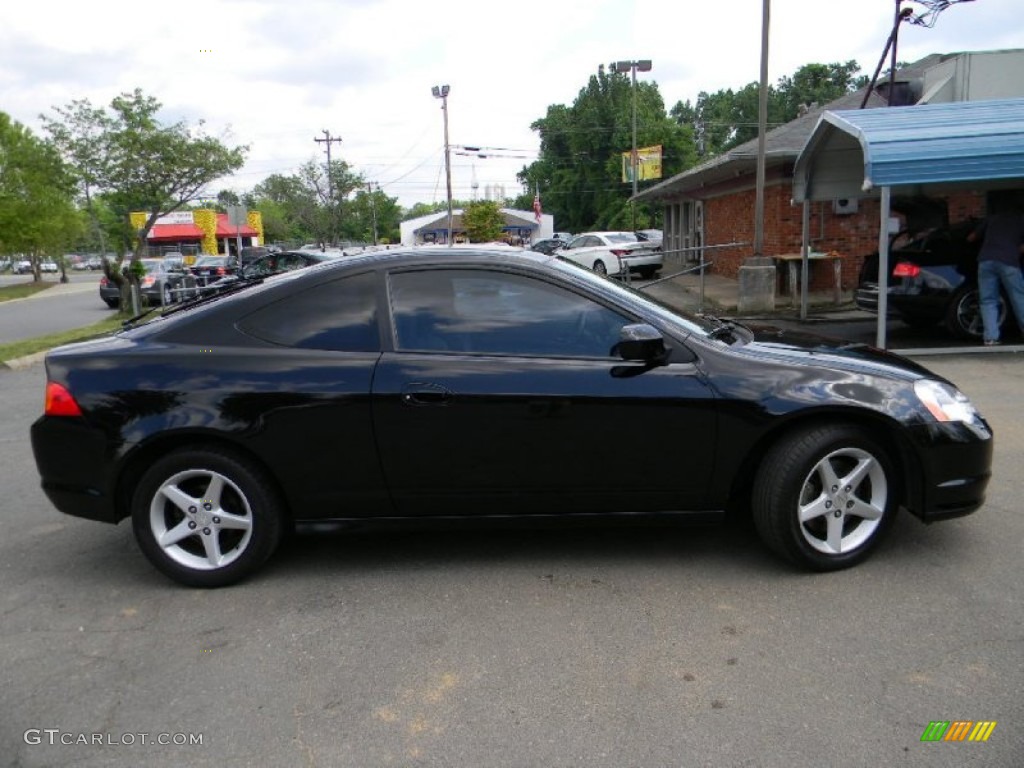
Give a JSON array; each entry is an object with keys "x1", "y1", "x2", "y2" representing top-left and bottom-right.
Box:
[{"x1": 314, "y1": 129, "x2": 343, "y2": 197}]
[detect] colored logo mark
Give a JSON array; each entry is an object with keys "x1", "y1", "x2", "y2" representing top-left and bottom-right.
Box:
[{"x1": 920, "y1": 721, "x2": 997, "y2": 742}]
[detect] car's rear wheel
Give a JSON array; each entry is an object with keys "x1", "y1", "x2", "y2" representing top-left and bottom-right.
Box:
[
  {"x1": 593, "y1": 260, "x2": 607, "y2": 275},
  {"x1": 131, "y1": 447, "x2": 283, "y2": 587},
  {"x1": 103, "y1": 298, "x2": 119, "y2": 309},
  {"x1": 162, "y1": 284, "x2": 173, "y2": 305},
  {"x1": 752, "y1": 425, "x2": 897, "y2": 571},
  {"x1": 945, "y1": 285, "x2": 1005, "y2": 339}
]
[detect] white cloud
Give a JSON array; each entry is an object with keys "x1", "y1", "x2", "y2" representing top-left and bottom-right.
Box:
[{"x1": 1, "y1": 0, "x2": 1019, "y2": 207}]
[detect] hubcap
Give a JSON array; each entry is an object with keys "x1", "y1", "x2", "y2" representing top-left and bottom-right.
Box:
[
  {"x1": 149, "y1": 469, "x2": 253, "y2": 570},
  {"x1": 797, "y1": 447, "x2": 887, "y2": 555}
]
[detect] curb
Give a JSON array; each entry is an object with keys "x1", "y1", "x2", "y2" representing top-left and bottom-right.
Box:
[{"x1": 2, "y1": 351, "x2": 47, "y2": 370}]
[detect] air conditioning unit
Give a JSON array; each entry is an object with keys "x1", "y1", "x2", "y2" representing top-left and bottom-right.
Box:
[{"x1": 833, "y1": 198, "x2": 858, "y2": 215}]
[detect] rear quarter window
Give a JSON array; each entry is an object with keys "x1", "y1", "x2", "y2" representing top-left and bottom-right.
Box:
[{"x1": 237, "y1": 272, "x2": 379, "y2": 351}]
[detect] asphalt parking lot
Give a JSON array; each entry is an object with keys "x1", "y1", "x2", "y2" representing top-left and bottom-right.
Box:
[{"x1": 2, "y1": 352, "x2": 1023, "y2": 767}]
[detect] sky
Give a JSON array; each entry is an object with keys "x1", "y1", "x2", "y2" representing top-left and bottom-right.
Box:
[{"x1": 1, "y1": 0, "x2": 1021, "y2": 210}]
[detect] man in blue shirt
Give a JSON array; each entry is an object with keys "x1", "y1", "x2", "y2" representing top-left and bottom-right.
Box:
[{"x1": 969, "y1": 197, "x2": 1024, "y2": 345}]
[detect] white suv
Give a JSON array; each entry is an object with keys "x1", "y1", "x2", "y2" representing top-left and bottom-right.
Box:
[{"x1": 559, "y1": 232, "x2": 662, "y2": 278}]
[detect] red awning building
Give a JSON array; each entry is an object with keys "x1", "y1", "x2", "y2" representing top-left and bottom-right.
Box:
[{"x1": 133, "y1": 210, "x2": 263, "y2": 258}]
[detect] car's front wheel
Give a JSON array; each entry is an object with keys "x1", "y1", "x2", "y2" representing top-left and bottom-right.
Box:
[
  {"x1": 752, "y1": 425, "x2": 897, "y2": 571},
  {"x1": 131, "y1": 447, "x2": 283, "y2": 587}
]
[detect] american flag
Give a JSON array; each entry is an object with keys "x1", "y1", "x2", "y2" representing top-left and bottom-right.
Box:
[{"x1": 533, "y1": 189, "x2": 542, "y2": 222}]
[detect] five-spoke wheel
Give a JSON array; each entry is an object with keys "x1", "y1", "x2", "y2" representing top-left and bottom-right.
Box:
[
  {"x1": 132, "y1": 448, "x2": 282, "y2": 587},
  {"x1": 753, "y1": 425, "x2": 897, "y2": 570}
]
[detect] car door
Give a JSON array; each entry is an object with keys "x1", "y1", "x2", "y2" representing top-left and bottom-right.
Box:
[{"x1": 371, "y1": 266, "x2": 717, "y2": 517}]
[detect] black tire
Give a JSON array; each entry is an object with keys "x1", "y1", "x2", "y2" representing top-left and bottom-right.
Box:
[
  {"x1": 162, "y1": 284, "x2": 173, "y2": 305},
  {"x1": 638, "y1": 267, "x2": 659, "y2": 279},
  {"x1": 103, "y1": 298, "x2": 119, "y2": 309},
  {"x1": 945, "y1": 285, "x2": 1004, "y2": 340},
  {"x1": 131, "y1": 447, "x2": 283, "y2": 587},
  {"x1": 752, "y1": 425, "x2": 898, "y2": 571},
  {"x1": 593, "y1": 260, "x2": 607, "y2": 275}
]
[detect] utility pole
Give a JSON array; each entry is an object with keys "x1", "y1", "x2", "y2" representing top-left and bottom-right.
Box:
[
  {"x1": 366, "y1": 182, "x2": 380, "y2": 245},
  {"x1": 315, "y1": 129, "x2": 343, "y2": 245},
  {"x1": 314, "y1": 129, "x2": 343, "y2": 198}
]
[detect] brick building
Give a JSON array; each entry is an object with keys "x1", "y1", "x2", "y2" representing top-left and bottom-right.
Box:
[{"x1": 636, "y1": 49, "x2": 1024, "y2": 293}]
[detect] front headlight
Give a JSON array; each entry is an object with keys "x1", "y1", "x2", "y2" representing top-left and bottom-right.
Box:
[{"x1": 914, "y1": 379, "x2": 980, "y2": 423}]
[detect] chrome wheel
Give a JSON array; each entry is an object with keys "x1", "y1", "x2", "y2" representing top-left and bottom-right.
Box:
[
  {"x1": 149, "y1": 468, "x2": 253, "y2": 570},
  {"x1": 132, "y1": 447, "x2": 282, "y2": 587},
  {"x1": 796, "y1": 447, "x2": 886, "y2": 555},
  {"x1": 752, "y1": 425, "x2": 897, "y2": 571},
  {"x1": 593, "y1": 260, "x2": 607, "y2": 275},
  {"x1": 948, "y1": 287, "x2": 1004, "y2": 339}
]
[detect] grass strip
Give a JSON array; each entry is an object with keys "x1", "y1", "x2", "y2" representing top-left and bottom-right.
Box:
[
  {"x1": 0, "y1": 281, "x2": 55, "y2": 302},
  {"x1": 0, "y1": 316, "x2": 125, "y2": 363}
]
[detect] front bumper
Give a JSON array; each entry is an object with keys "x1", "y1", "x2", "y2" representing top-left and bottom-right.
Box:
[{"x1": 903, "y1": 419, "x2": 993, "y2": 522}]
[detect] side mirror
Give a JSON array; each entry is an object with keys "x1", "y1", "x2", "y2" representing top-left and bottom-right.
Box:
[{"x1": 617, "y1": 323, "x2": 666, "y2": 362}]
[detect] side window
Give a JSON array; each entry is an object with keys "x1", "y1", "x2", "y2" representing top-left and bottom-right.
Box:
[
  {"x1": 238, "y1": 271, "x2": 379, "y2": 351},
  {"x1": 389, "y1": 270, "x2": 630, "y2": 358}
]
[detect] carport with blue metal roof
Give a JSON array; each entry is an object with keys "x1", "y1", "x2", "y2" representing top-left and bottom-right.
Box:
[{"x1": 792, "y1": 98, "x2": 1024, "y2": 348}]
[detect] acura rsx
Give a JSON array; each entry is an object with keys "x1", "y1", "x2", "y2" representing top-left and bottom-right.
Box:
[{"x1": 31, "y1": 247, "x2": 992, "y2": 586}]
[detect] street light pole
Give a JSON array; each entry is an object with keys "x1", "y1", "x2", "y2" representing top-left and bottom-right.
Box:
[
  {"x1": 432, "y1": 84, "x2": 454, "y2": 246},
  {"x1": 612, "y1": 60, "x2": 652, "y2": 231}
]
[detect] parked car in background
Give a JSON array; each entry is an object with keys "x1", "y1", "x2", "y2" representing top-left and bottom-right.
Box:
[
  {"x1": 239, "y1": 245, "x2": 271, "y2": 267},
  {"x1": 207, "y1": 249, "x2": 346, "y2": 291},
  {"x1": 190, "y1": 255, "x2": 236, "y2": 289},
  {"x1": 635, "y1": 229, "x2": 664, "y2": 248},
  {"x1": 31, "y1": 246, "x2": 992, "y2": 587},
  {"x1": 854, "y1": 218, "x2": 1010, "y2": 340},
  {"x1": 40, "y1": 261, "x2": 59, "y2": 274},
  {"x1": 560, "y1": 231, "x2": 663, "y2": 278},
  {"x1": 99, "y1": 258, "x2": 197, "y2": 308},
  {"x1": 530, "y1": 238, "x2": 569, "y2": 256},
  {"x1": 14, "y1": 260, "x2": 33, "y2": 274}
]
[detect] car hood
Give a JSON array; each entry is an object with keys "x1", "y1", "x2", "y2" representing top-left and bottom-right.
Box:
[{"x1": 731, "y1": 323, "x2": 936, "y2": 382}]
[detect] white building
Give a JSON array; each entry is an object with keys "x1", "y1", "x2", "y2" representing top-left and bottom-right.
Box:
[{"x1": 400, "y1": 208, "x2": 554, "y2": 246}]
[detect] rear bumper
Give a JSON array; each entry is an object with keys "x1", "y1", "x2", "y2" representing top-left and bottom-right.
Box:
[{"x1": 30, "y1": 416, "x2": 121, "y2": 524}]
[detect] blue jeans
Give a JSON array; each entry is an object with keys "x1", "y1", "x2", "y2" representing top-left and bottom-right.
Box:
[{"x1": 978, "y1": 259, "x2": 1024, "y2": 342}]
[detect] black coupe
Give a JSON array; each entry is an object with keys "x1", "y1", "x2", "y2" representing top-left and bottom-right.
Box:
[{"x1": 31, "y1": 247, "x2": 993, "y2": 586}]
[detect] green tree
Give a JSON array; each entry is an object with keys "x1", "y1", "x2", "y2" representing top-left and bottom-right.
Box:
[
  {"x1": 462, "y1": 200, "x2": 505, "y2": 242},
  {"x1": 40, "y1": 99, "x2": 113, "y2": 259},
  {"x1": 671, "y1": 61, "x2": 865, "y2": 158},
  {"x1": 43, "y1": 89, "x2": 247, "y2": 310},
  {"x1": 0, "y1": 112, "x2": 81, "y2": 280},
  {"x1": 517, "y1": 66, "x2": 696, "y2": 233},
  {"x1": 348, "y1": 186, "x2": 402, "y2": 244}
]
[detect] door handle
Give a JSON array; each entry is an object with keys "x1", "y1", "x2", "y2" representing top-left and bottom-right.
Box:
[{"x1": 401, "y1": 382, "x2": 452, "y2": 406}]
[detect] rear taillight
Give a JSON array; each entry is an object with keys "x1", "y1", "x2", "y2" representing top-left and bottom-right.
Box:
[
  {"x1": 100, "y1": 276, "x2": 108, "y2": 286},
  {"x1": 610, "y1": 249, "x2": 629, "y2": 257},
  {"x1": 44, "y1": 382, "x2": 82, "y2": 417},
  {"x1": 892, "y1": 262, "x2": 921, "y2": 278},
  {"x1": 216, "y1": 267, "x2": 226, "y2": 275}
]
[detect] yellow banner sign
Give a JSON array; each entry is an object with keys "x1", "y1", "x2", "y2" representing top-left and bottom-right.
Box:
[{"x1": 622, "y1": 145, "x2": 662, "y2": 183}]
